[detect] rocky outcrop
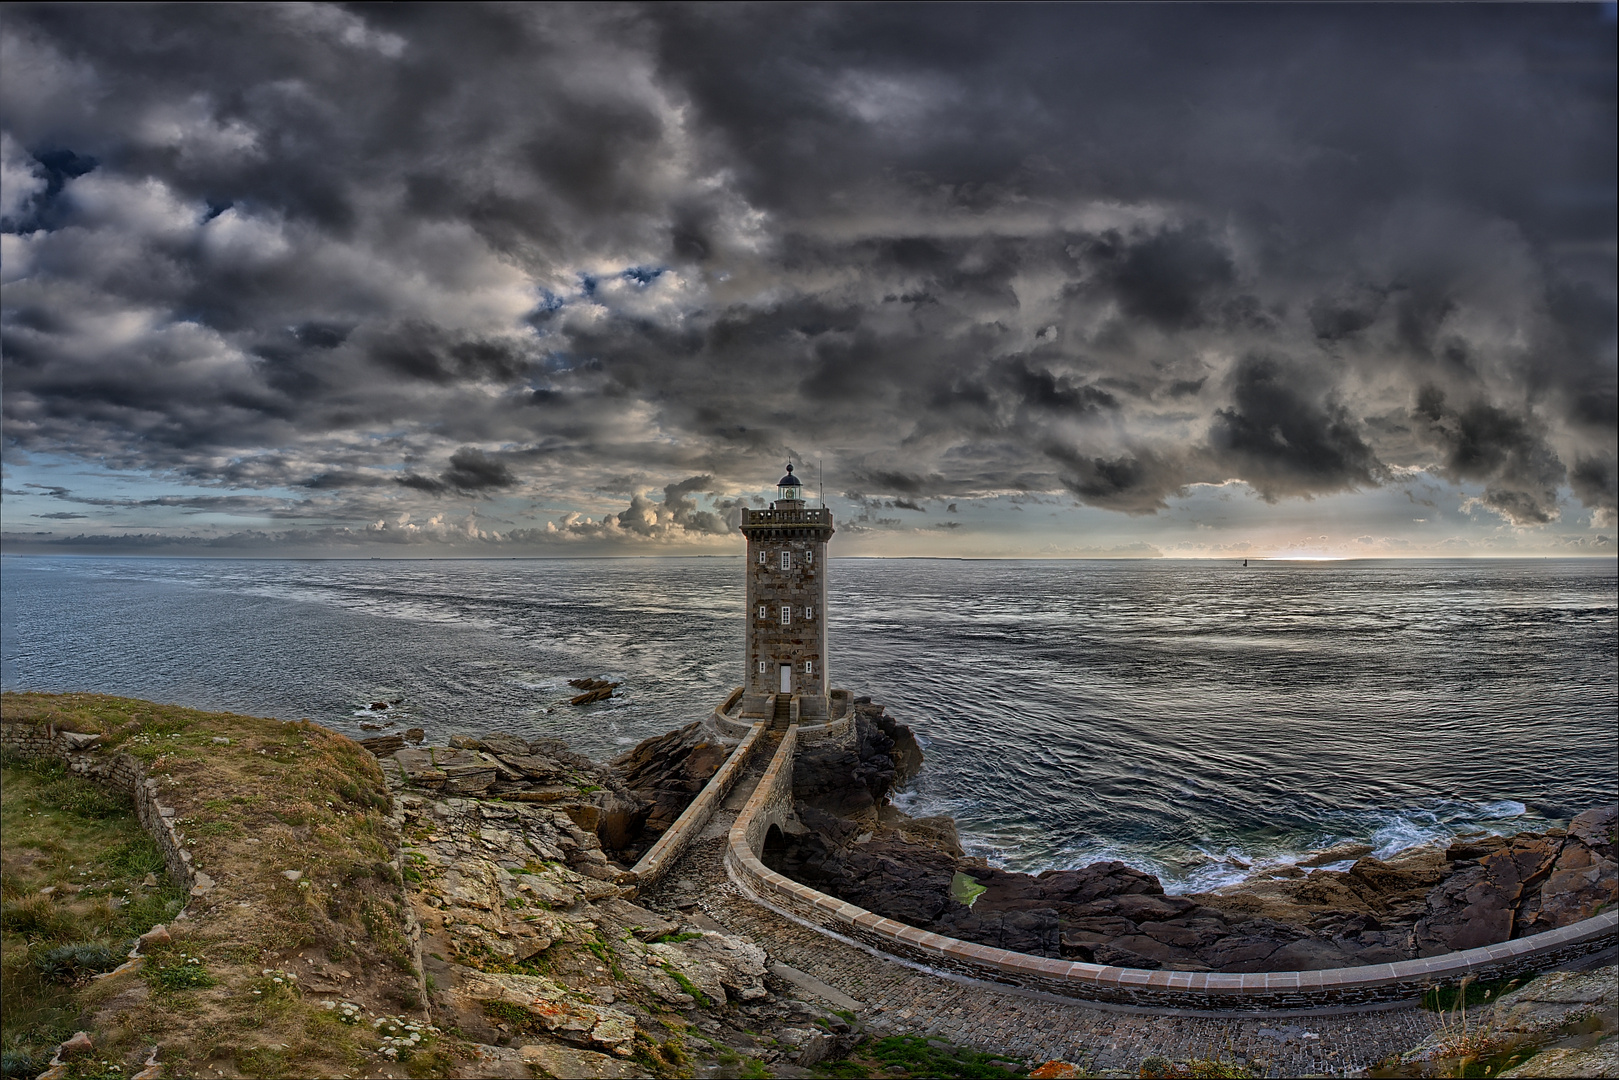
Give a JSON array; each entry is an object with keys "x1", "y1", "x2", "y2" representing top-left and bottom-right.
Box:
[
  {"x1": 390, "y1": 732, "x2": 649, "y2": 856},
  {"x1": 773, "y1": 736, "x2": 1618, "y2": 974},
  {"x1": 792, "y1": 701, "x2": 921, "y2": 819},
  {"x1": 607, "y1": 722, "x2": 730, "y2": 859},
  {"x1": 1415, "y1": 805, "x2": 1618, "y2": 955},
  {"x1": 397, "y1": 762, "x2": 818, "y2": 1077}
]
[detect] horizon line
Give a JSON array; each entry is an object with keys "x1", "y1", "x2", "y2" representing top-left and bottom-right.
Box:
[{"x1": 2, "y1": 551, "x2": 1614, "y2": 563}]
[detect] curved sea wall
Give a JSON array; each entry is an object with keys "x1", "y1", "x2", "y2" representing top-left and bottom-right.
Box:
[
  {"x1": 725, "y1": 723, "x2": 1618, "y2": 1012},
  {"x1": 1, "y1": 720, "x2": 199, "y2": 896}
]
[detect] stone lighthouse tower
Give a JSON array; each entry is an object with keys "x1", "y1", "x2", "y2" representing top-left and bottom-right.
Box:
[{"x1": 738, "y1": 464, "x2": 834, "y2": 723}]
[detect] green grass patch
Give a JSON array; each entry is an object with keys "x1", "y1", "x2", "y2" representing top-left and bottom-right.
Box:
[
  {"x1": 1, "y1": 756, "x2": 186, "y2": 1068},
  {"x1": 660, "y1": 964, "x2": 712, "y2": 1008},
  {"x1": 855, "y1": 1035, "x2": 1026, "y2": 1079},
  {"x1": 1420, "y1": 975, "x2": 1527, "y2": 1013},
  {"x1": 650, "y1": 931, "x2": 704, "y2": 944},
  {"x1": 144, "y1": 952, "x2": 218, "y2": 991}
]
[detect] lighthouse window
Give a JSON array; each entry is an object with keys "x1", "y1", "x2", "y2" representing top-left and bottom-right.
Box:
[
  {"x1": 758, "y1": 605, "x2": 767, "y2": 620},
  {"x1": 806, "y1": 550, "x2": 813, "y2": 565},
  {"x1": 758, "y1": 660, "x2": 766, "y2": 673},
  {"x1": 758, "y1": 550, "x2": 766, "y2": 565},
  {"x1": 804, "y1": 660, "x2": 813, "y2": 675},
  {"x1": 805, "y1": 605, "x2": 814, "y2": 620},
  {"x1": 781, "y1": 551, "x2": 791, "y2": 570},
  {"x1": 780, "y1": 605, "x2": 791, "y2": 625}
]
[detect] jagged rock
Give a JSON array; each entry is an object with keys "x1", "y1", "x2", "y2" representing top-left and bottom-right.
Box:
[
  {"x1": 1340, "y1": 849, "x2": 1448, "y2": 908},
  {"x1": 876, "y1": 807, "x2": 964, "y2": 857},
  {"x1": 1297, "y1": 841, "x2": 1375, "y2": 868},
  {"x1": 475, "y1": 732, "x2": 532, "y2": 758},
  {"x1": 857, "y1": 702, "x2": 923, "y2": 786},
  {"x1": 1568, "y1": 803, "x2": 1617, "y2": 861},
  {"x1": 595, "y1": 897, "x2": 680, "y2": 942},
  {"x1": 395, "y1": 748, "x2": 448, "y2": 788},
  {"x1": 777, "y1": 1027, "x2": 839, "y2": 1066},
  {"x1": 1414, "y1": 835, "x2": 1563, "y2": 955},
  {"x1": 971, "y1": 862, "x2": 1167, "y2": 911},
  {"x1": 59, "y1": 1031, "x2": 94, "y2": 1057},
  {"x1": 944, "y1": 906, "x2": 1066, "y2": 956},
  {"x1": 451, "y1": 968, "x2": 637, "y2": 1056},
  {"x1": 494, "y1": 753, "x2": 570, "y2": 781},
  {"x1": 519, "y1": 1043, "x2": 644, "y2": 1079},
  {"x1": 1413, "y1": 865, "x2": 1509, "y2": 955},
  {"x1": 358, "y1": 734, "x2": 406, "y2": 755},
  {"x1": 1091, "y1": 942, "x2": 1164, "y2": 968},
  {"x1": 1446, "y1": 833, "x2": 1513, "y2": 863},
  {"x1": 793, "y1": 712, "x2": 916, "y2": 818},
  {"x1": 647, "y1": 931, "x2": 769, "y2": 1006},
  {"x1": 607, "y1": 722, "x2": 724, "y2": 852},
  {"x1": 592, "y1": 789, "x2": 649, "y2": 852},
  {"x1": 1518, "y1": 806, "x2": 1619, "y2": 933},
  {"x1": 820, "y1": 840, "x2": 959, "y2": 926}
]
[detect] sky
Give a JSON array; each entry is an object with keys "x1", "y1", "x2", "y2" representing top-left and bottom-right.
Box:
[{"x1": 1, "y1": 3, "x2": 1615, "y2": 559}]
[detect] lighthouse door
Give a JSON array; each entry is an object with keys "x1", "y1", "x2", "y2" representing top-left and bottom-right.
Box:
[{"x1": 779, "y1": 664, "x2": 792, "y2": 694}]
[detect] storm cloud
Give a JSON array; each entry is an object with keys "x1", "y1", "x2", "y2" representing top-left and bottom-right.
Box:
[{"x1": 1, "y1": 4, "x2": 1613, "y2": 550}]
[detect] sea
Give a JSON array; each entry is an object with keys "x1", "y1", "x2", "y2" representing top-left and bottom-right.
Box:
[{"x1": 3, "y1": 555, "x2": 1614, "y2": 894}]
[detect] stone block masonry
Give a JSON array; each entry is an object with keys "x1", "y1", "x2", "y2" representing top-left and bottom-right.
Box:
[
  {"x1": 1, "y1": 720, "x2": 199, "y2": 898},
  {"x1": 726, "y1": 724, "x2": 1618, "y2": 1012}
]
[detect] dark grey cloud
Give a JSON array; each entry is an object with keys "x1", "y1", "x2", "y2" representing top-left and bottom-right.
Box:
[
  {"x1": 1209, "y1": 355, "x2": 1384, "y2": 502},
  {"x1": 1414, "y1": 387, "x2": 1570, "y2": 525},
  {"x1": 2, "y1": 3, "x2": 1613, "y2": 543},
  {"x1": 397, "y1": 447, "x2": 517, "y2": 495}
]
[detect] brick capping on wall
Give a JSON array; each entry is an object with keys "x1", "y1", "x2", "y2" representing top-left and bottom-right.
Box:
[
  {"x1": 630, "y1": 721, "x2": 767, "y2": 888},
  {"x1": 0, "y1": 720, "x2": 198, "y2": 897},
  {"x1": 724, "y1": 723, "x2": 1619, "y2": 1012}
]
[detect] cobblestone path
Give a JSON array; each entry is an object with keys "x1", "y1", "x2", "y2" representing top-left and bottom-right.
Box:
[{"x1": 639, "y1": 767, "x2": 1441, "y2": 1078}]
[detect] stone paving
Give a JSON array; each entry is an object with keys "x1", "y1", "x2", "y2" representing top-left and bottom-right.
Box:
[{"x1": 640, "y1": 767, "x2": 1444, "y2": 1078}]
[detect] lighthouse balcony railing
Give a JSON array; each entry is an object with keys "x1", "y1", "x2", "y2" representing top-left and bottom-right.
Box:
[{"x1": 741, "y1": 507, "x2": 832, "y2": 526}]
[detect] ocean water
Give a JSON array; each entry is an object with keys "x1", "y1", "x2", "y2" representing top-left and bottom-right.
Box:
[{"x1": 3, "y1": 555, "x2": 1614, "y2": 893}]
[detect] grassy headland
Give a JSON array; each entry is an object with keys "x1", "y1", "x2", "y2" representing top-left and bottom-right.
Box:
[{"x1": 1, "y1": 692, "x2": 440, "y2": 1079}]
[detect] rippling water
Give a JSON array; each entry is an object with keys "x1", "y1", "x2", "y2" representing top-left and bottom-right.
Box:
[{"x1": 4, "y1": 555, "x2": 1614, "y2": 892}]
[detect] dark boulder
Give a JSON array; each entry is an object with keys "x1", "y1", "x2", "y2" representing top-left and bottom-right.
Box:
[
  {"x1": 1569, "y1": 804, "x2": 1617, "y2": 862},
  {"x1": 793, "y1": 713, "x2": 913, "y2": 817},
  {"x1": 607, "y1": 722, "x2": 729, "y2": 855},
  {"x1": 1413, "y1": 834, "x2": 1562, "y2": 955},
  {"x1": 1519, "y1": 805, "x2": 1618, "y2": 933},
  {"x1": 819, "y1": 840, "x2": 959, "y2": 927}
]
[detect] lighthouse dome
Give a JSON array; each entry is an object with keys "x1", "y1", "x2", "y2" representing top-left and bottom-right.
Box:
[{"x1": 777, "y1": 464, "x2": 799, "y2": 487}]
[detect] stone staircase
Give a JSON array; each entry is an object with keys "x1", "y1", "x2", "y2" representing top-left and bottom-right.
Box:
[{"x1": 771, "y1": 694, "x2": 793, "y2": 730}]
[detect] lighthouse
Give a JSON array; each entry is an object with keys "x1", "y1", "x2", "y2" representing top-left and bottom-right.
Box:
[{"x1": 738, "y1": 464, "x2": 835, "y2": 723}]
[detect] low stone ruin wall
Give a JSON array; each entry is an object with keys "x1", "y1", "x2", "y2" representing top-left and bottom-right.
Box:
[
  {"x1": 725, "y1": 724, "x2": 1619, "y2": 1012},
  {"x1": 630, "y1": 721, "x2": 767, "y2": 888},
  {"x1": 0, "y1": 721, "x2": 199, "y2": 897}
]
